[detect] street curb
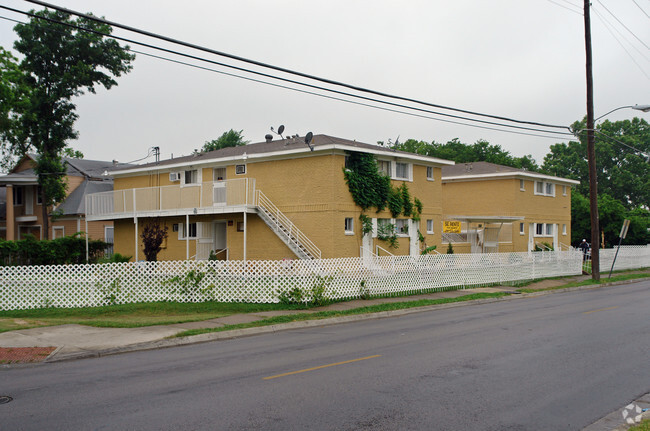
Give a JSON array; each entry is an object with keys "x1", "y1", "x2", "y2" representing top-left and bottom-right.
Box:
[{"x1": 45, "y1": 276, "x2": 649, "y2": 363}]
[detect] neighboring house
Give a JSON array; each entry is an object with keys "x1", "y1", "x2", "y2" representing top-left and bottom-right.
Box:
[
  {"x1": 441, "y1": 162, "x2": 579, "y2": 253},
  {"x1": 0, "y1": 154, "x2": 127, "y2": 244},
  {"x1": 85, "y1": 134, "x2": 455, "y2": 261}
]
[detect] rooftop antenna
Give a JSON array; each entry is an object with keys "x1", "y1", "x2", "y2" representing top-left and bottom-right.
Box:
[
  {"x1": 305, "y1": 132, "x2": 314, "y2": 151},
  {"x1": 392, "y1": 135, "x2": 400, "y2": 152},
  {"x1": 270, "y1": 124, "x2": 285, "y2": 140}
]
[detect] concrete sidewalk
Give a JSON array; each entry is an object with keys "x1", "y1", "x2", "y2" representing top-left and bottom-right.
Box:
[{"x1": 0, "y1": 272, "x2": 609, "y2": 364}]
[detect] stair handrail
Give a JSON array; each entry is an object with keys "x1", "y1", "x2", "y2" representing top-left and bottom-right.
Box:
[{"x1": 255, "y1": 190, "x2": 322, "y2": 259}]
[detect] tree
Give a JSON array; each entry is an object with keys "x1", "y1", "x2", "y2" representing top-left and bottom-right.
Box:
[
  {"x1": 202, "y1": 129, "x2": 249, "y2": 152},
  {"x1": 141, "y1": 219, "x2": 168, "y2": 262},
  {"x1": 387, "y1": 137, "x2": 540, "y2": 171},
  {"x1": 0, "y1": 47, "x2": 32, "y2": 170},
  {"x1": 542, "y1": 117, "x2": 650, "y2": 209},
  {"x1": 6, "y1": 9, "x2": 134, "y2": 238}
]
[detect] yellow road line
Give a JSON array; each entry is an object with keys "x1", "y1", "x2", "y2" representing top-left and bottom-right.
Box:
[
  {"x1": 582, "y1": 306, "x2": 619, "y2": 315},
  {"x1": 263, "y1": 354, "x2": 381, "y2": 380}
]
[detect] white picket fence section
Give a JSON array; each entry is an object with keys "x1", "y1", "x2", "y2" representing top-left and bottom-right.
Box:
[
  {"x1": 599, "y1": 245, "x2": 650, "y2": 272},
  {"x1": 0, "y1": 250, "x2": 600, "y2": 311}
]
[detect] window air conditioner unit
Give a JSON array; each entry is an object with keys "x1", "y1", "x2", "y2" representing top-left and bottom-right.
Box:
[{"x1": 169, "y1": 172, "x2": 181, "y2": 182}]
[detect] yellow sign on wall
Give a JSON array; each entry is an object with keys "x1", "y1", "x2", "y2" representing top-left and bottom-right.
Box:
[{"x1": 443, "y1": 221, "x2": 461, "y2": 233}]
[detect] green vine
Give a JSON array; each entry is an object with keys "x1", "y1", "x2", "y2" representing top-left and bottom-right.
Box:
[
  {"x1": 359, "y1": 214, "x2": 373, "y2": 235},
  {"x1": 343, "y1": 152, "x2": 391, "y2": 212},
  {"x1": 387, "y1": 187, "x2": 403, "y2": 218},
  {"x1": 377, "y1": 222, "x2": 399, "y2": 249}
]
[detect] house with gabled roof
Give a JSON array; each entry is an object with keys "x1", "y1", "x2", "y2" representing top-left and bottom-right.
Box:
[
  {"x1": 441, "y1": 162, "x2": 579, "y2": 253},
  {"x1": 0, "y1": 154, "x2": 129, "y2": 244},
  {"x1": 85, "y1": 134, "x2": 455, "y2": 261}
]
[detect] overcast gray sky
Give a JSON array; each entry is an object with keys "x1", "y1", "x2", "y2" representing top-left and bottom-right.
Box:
[{"x1": 1, "y1": 0, "x2": 649, "y2": 166}]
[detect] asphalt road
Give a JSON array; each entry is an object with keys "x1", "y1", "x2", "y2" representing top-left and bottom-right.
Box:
[{"x1": 2, "y1": 280, "x2": 649, "y2": 430}]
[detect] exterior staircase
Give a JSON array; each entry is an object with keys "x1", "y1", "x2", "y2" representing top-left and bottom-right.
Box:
[{"x1": 255, "y1": 190, "x2": 321, "y2": 260}]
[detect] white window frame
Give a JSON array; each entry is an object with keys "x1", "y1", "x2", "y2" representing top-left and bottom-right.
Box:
[
  {"x1": 235, "y1": 164, "x2": 246, "y2": 175},
  {"x1": 562, "y1": 185, "x2": 567, "y2": 196},
  {"x1": 426, "y1": 166, "x2": 435, "y2": 181},
  {"x1": 377, "y1": 160, "x2": 391, "y2": 177},
  {"x1": 177, "y1": 222, "x2": 198, "y2": 240},
  {"x1": 520, "y1": 179, "x2": 525, "y2": 191},
  {"x1": 534, "y1": 223, "x2": 554, "y2": 237},
  {"x1": 52, "y1": 226, "x2": 65, "y2": 239},
  {"x1": 344, "y1": 217, "x2": 354, "y2": 235},
  {"x1": 394, "y1": 162, "x2": 411, "y2": 181},
  {"x1": 182, "y1": 169, "x2": 200, "y2": 186},
  {"x1": 534, "y1": 181, "x2": 555, "y2": 197},
  {"x1": 376, "y1": 218, "x2": 393, "y2": 238},
  {"x1": 213, "y1": 167, "x2": 226, "y2": 181},
  {"x1": 562, "y1": 224, "x2": 567, "y2": 235},
  {"x1": 426, "y1": 219, "x2": 434, "y2": 234},
  {"x1": 519, "y1": 222, "x2": 525, "y2": 235},
  {"x1": 395, "y1": 219, "x2": 409, "y2": 237}
]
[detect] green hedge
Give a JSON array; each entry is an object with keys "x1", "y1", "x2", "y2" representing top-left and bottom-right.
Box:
[{"x1": 0, "y1": 234, "x2": 108, "y2": 266}]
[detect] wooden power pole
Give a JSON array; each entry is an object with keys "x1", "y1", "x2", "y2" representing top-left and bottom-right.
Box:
[{"x1": 584, "y1": 0, "x2": 600, "y2": 280}]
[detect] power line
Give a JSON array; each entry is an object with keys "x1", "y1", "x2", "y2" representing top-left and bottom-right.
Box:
[
  {"x1": 0, "y1": 6, "x2": 574, "y2": 138},
  {"x1": 0, "y1": 13, "x2": 573, "y2": 143},
  {"x1": 595, "y1": 0, "x2": 650, "y2": 49},
  {"x1": 631, "y1": 0, "x2": 650, "y2": 20},
  {"x1": 593, "y1": 6, "x2": 649, "y2": 62},
  {"x1": 592, "y1": 8, "x2": 650, "y2": 80},
  {"x1": 546, "y1": 0, "x2": 583, "y2": 15},
  {"x1": 22, "y1": 0, "x2": 573, "y2": 132}
]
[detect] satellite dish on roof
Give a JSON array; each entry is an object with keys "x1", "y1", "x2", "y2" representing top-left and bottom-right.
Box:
[
  {"x1": 305, "y1": 132, "x2": 314, "y2": 151},
  {"x1": 278, "y1": 125, "x2": 285, "y2": 136}
]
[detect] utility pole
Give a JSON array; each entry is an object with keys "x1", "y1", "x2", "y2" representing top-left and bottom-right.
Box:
[{"x1": 584, "y1": 0, "x2": 600, "y2": 280}]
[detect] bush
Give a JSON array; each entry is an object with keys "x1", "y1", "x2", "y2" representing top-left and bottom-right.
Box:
[{"x1": 0, "y1": 233, "x2": 108, "y2": 266}]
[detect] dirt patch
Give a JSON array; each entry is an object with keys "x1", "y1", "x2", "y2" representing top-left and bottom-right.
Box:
[{"x1": 0, "y1": 347, "x2": 56, "y2": 364}]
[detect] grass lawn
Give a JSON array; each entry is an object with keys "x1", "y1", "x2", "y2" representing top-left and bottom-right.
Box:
[
  {"x1": 517, "y1": 271, "x2": 650, "y2": 293},
  {"x1": 0, "y1": 301, "x2": 304, "y2": 333},
  {"x1": 629, "y1": 419, "x2": 650, "y2": 431}
]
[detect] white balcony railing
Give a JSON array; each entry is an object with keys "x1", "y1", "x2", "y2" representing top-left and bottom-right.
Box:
[{"x1": 86, "y1": 178, "x2": 256, "y2": 219}]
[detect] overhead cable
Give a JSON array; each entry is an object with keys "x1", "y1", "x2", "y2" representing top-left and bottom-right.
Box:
[
  {"x1": 22, "y1": 0, "x2": 573, "y2": 131},
  {"x1": 0, "y1": 6, "x2": 574, "y2": 137}
]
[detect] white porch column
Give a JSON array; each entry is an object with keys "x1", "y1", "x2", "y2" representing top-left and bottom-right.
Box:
[
  {"x1": 186, "y1": 214, "x2": 190, "y2": 260},
  {"x1": 134, "y1": 217, "x2": 138, "y2": 261},
  {"x1": 243, "y1": 211, "x2": 247, "y2": 263}
]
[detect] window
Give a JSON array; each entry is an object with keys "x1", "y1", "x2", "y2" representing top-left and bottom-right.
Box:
[
  {"x1": 235, "y1": 164, "x2": 246, "y2": 175},
  {"x1": 426, "y1": 219, "x2": 434, "y2": 234},
  {"x1": 427, "y1": 166, "x2": 434, "y2": 181},
  {"x1": 395, "y1": 162, "x2": 409, "y2": 180},
  {"x1": 213, "y1": 167, "x2": 226, "y2": 181},
  {"x1": 178, "y1": 222, "x2": 197, "y2": 239},
  {"x1": 562, "y1": 185, "x2": 567, "y2": 196},
  {"x1": 562, "y1": 224, "x2": 567, "y2": 235},
  {"x1": 534, "y1": 223, "x2": 554, "y2": 237},
  {"x1": 344, "y1": 217, "x2": 354, "y2": 234},
  {"x1": 377, "y1": 160, "x2": 391, "y2": 177},
  {"x1": 520, "y1": 222, "x2": 525, "y2": 235},
  {"x1": 184, "y1": 170, "x2": 198, "y2": 185},
  {"x1": 545, "y1": 223, "x2": 553, "y2": 236},
  {"x1": 36, "y1": 186, "x2": 43, "y2": 205},
  {"x1": 13, "y1": 186, "x2": 23, "y2": 205},
  {"x1": 535, "y1": 181, "x2": 555, "y2": 197},
  {"x1": 520, "y1": 179, "x2": 525, "y2": 191},
  {"x1": 52, "y1": 226, "x2": 65, "y2": 239},
  {"x1": 545, "y1": 182, "x2": 554, "y2": 195},
  {"x1": 344, "y1": 155, "x2": 352, "y2": 170},
  {"x1": 172, "y1": 223, "x2": 179, "y2": 232},
  {"x1": 237, "y1": 222, "x2": 244, "y2": 232},
  {"x1": 395, "y1": 219, "x2": 409, "y2": 236}
]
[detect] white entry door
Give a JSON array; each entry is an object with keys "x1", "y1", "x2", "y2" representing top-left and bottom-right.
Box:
[
  {"x1": 212, "y1": 221, "x2": 227, "y2": 259},
  {"x1": 213, "y1": 168, "x2": 226, "y2": 206}
]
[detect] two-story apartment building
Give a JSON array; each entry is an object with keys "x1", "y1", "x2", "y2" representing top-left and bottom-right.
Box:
[
  {"x1": 441, "y1": 162, "x2": 579, "y2": 253},
  {"x1": 0, "y1": 154, "x2": 122, "y2": 243},
  {"x1": 86, "y1": 135, "x2": 454, "y2": 261}
]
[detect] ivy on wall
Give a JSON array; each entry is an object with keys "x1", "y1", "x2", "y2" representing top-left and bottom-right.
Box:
[{"x1": 343, "y1": 150, "x2": 428, "y2": 249}]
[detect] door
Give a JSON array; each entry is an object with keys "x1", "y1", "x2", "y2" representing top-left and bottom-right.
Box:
[{"x1": 212, "y1": 221, "x2": 227, "y2": 260}]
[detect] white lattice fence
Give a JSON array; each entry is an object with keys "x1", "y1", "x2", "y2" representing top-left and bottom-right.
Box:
[{"x1": 599, "y1": 245, "x2": 650, "y2": 272}]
